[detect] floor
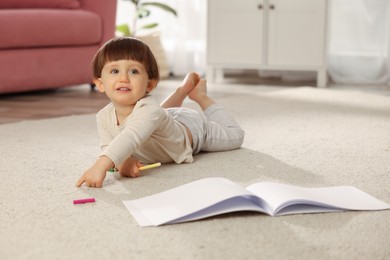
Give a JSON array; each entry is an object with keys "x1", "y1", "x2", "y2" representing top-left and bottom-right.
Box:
[
  {"x1": 0, "y1": 75, "x2": 389, "y2": 125},
  {"x1": 0, "y1": 85, "x2": 110, "y2": 124}
]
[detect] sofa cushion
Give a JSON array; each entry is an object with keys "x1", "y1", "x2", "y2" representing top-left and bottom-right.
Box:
[
  {"x1": 0, "y1": 9, "x2": 102, "y2": 49},
  {"x1": 0, "y1": 0, "x2": 80, "y2": 9}
]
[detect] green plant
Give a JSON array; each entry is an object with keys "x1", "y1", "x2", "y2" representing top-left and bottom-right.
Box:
[{"x1": 117, "y1": 0, "x2": 177, "y2": 36}]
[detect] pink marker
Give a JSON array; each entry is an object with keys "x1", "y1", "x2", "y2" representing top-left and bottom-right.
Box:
[{"x1": 73, "y1": 198, "x2": 96, "y2": 204}]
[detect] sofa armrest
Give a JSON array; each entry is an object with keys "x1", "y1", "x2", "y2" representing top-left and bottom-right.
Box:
[{"x1": 79, "y1": 0, "x2": 117, "y2": 45}]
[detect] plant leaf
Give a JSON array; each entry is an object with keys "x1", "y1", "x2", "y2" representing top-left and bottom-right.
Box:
[
  {"x1": 136, "y1": 7, "x2": 150, "y2": 19},
  {"x1": 116, "y1": 24, "x2": 132, "y2": 36},
  {"x1": 122, "y1": 0, "x2": 138, "y2": 4},
  {"x1": 141, "y1": 23, "x2": 158, "y2": 29},
  {"x1": 141, "y1": 2, "x2": 177, "y2": 16}
]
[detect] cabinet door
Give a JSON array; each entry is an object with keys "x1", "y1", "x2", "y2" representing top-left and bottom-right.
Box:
[
  {"x1": 207, "y1": 0, "x2": 264, "y2": 67},
  {"x1": 267, "y1": 0, "x2": 326, "y2": 67}
]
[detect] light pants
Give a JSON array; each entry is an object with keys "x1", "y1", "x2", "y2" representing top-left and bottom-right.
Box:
[{"x1": 167, "y1": 104, "x2": 245, "y2": 154}]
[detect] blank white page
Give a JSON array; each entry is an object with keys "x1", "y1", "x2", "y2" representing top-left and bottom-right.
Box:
[
  {"x1": 246, "y1": 182, "x2": 390, "y2": 215},
  {"x1": 123, "y1": 178, "x2": 255, "y2": 227}
]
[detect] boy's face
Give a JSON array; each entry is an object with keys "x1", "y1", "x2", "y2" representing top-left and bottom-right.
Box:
[{"x1": 94, "y1": 59, "x2": 156, "y2": 107}]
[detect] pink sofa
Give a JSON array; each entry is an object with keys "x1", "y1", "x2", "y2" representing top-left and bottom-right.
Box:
[{"x1": 0, "y1": 0, "x2": 117, "y2": 94}]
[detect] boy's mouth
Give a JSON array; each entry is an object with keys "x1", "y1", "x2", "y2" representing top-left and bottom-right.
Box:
[{"x1": 117, "y1": 87, "x2": 131, "y2": 91}]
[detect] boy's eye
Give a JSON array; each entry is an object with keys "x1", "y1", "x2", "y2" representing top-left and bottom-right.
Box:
[
  {"x1": 129, "y1": 69, "x2": 139, "y2": 75},
  {"x1": 110, "y1": 69, "x2": 119, "y2": 74}
]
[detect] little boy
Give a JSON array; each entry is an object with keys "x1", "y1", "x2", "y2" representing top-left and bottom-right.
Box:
[{"x1": 76, "y1": 37, "x2": 244, "y2": 188}]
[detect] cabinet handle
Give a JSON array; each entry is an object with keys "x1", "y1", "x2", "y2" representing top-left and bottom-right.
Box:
[
  {"x1": 269, "y1": 4, "x2": 275, "y2": 10},
  {"x1": 258, "y1": 4, "x2": 263, "y2": 9}
]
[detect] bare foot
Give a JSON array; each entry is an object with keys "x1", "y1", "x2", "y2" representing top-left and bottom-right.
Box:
[
  {"x1": 189, "y1": 79, "x2": 215, "y2": 110},
  {"x1": 160, "y1": 72, "x2": 200, "y2": 108},
  {"x1": 181, "y1": 72, "x2": 200, "y2": 94}
]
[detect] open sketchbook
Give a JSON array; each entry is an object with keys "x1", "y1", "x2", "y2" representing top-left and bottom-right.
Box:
[{"x1": 123, "y1": 177, "x2": 390, "y2": 227}]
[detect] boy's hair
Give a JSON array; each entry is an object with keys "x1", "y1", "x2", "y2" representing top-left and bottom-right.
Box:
[{"x1": 92, "y1": 37, "x2": 159, "y2": 82}]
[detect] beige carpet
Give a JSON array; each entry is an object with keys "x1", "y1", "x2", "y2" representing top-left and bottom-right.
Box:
[{"x1": 1, "y1": 84, "x2": 389, "y2": 259}]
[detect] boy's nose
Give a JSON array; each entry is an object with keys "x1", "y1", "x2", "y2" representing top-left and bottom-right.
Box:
[{"x1": 119, "y1": 72, "x2": 130, "y2": 82}]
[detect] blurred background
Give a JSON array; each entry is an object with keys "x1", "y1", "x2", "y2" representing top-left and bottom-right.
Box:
[{"x1": 116, "y1": 0, "x2": 390, "y2": 85}]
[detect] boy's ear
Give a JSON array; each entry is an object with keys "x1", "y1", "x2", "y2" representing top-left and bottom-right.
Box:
[
  {"x1": 146, "y1": 79, "x2": 157, "y2": 93},
  {"x1": 93, "y1": 78, "x2": 105, "y2": 92}
]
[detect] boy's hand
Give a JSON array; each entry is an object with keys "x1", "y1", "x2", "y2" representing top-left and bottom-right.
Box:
[
  {"x1": 118, "y1": 157, "x2": 143, "y2": 178},
  {"x1": 76, "y1": 156, "x2": 113, "y2": 188}
]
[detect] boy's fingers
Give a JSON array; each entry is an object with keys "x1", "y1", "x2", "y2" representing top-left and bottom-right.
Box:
[
  {"x1": 76, "y1": 178, "x2": 85, "y2": 187},
  {"x1": 135, "y1": 169, "x2": 141, "y2": 177}
]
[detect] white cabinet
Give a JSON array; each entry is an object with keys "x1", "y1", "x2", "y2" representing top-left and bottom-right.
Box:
[{"x1": 207, "y1": 0, "x2": 328, "y2": 87}]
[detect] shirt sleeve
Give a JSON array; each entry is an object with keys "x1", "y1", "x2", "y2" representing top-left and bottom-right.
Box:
[
  {"x1": 100, "y1": 101, "x2": 166, "y2": 167},
  {"x1": 96, "y1": 103, "x2": 117, "y2": 151},
  {"x1": 96, "y1": 112, "x2": 113, "y2": 152}
]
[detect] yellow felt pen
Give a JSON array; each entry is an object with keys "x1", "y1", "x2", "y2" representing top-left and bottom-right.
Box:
[
  {"x1": 138, "y1": 162, "x2": 162, "y2": 171},
  {"x1": 108, "y1": 162, "x2": 161, "y2": 172}
]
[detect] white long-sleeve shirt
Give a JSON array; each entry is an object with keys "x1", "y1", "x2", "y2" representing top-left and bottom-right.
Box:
[{"x1": 96, "y1": 95, "x2": 193, "y2": 167}]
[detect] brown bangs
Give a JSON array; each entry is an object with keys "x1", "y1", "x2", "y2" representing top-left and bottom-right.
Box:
[{"x1": 92, "y1": 37, "x2": 159, "y2": 82}]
